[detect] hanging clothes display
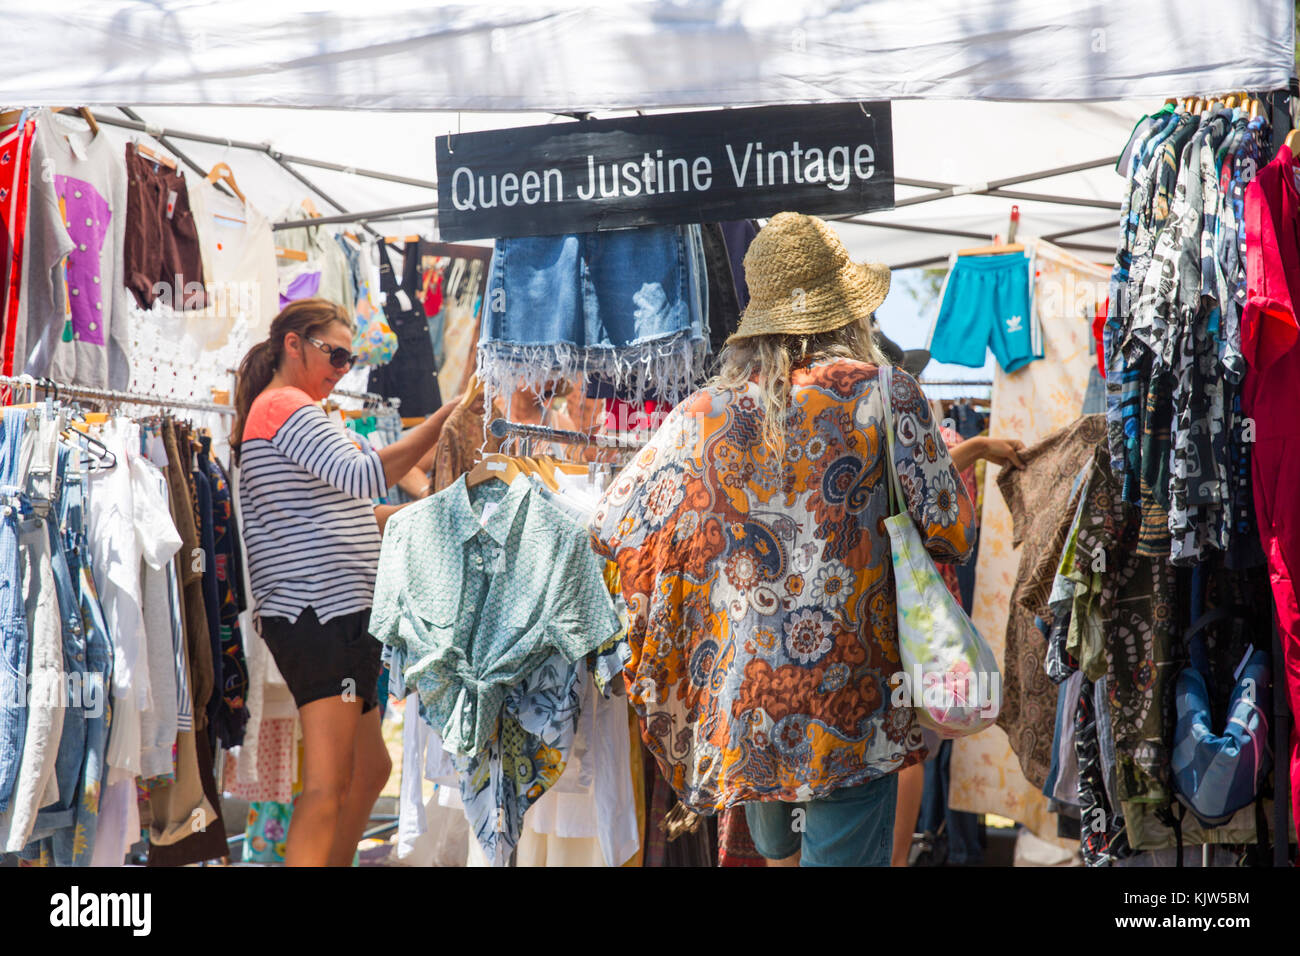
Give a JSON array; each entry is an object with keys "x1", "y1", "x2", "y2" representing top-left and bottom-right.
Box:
[
  {"x1": 928, "y1": 249, "x2": 1041, "y2": 372},
  {"x1": 367, "y1": 241, "x2": 442, "y2": 417},
  {"x1": 1, "y1": 114, "x2": 43, "y2": 379},
  {"x1": 184, "y1": 178, "x2": 279, "y2": 350},
  {"x1": 413, "y1": 241, "x2": 490, "y2": 400},
  {"x1": 477, "y1": 225, "x2": 709, "y2": 414},
  {"x1": 17, "y1": 109, "x2": 132, "y2": 390},
  {"x1": 950, "y1": 240, "x2": 1107, "y2": 844},
  {"x1": 335, "y1": 233, "x2": 396, "y2": 368},
  {"x1": 1242, "y1": 137, "x2": 1300, "y2": 846},
  {"x1": 371, "y1": 470, "x2": 625, "y2": 865},
  {"x1": 274, "y1": 200, "x2": 355, "y2": 317},
  {"x1": 994, "y1": 414, "x2": 1109, "y2": 791},
  {"x1": 122, "y1": 145, "x2": 204, "y2": 313}
]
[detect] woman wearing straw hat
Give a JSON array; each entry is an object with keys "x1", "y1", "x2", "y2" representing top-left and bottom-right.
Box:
[{"x1": 592, "y1": 212, "x2": 994, "y2": 866}]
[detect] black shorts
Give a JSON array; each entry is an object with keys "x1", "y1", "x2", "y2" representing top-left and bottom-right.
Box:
[{"x1": 259, "y1": 607, "x2": 383, "y2": 714}]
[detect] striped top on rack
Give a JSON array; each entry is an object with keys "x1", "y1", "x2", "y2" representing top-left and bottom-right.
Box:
[{"x1": 236, "y1": 386, "x2": 385, "y2": 624}]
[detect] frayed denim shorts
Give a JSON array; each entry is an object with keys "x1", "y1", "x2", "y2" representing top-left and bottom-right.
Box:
[{"x1": 484, "y1": 226, "x2": 695, "y2": 348}]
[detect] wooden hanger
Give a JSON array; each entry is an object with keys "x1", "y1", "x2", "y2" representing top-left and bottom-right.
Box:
[
  {"x1": 301, "y1": 198, "x2": 322, "y2": 218},
  {"x1": 137, "y1": 143, "x2": 177, "y2": 170},
  {"x1": 458, "y1": 373, "x2": 484, "y2": 410},
  {"x1": 76, "y1": 107, "x2": 99, "y2": 137},
  {"x1": 1285, "y1": 128, "x2": 1300, "y2": 154},
  {"x1": 205, "y1": 162, "x2": 246, "y2": 202},
  {"x1": 958, "y1": 240, "x2": 1024, "y2": 257},
  {"x1": 0, "y1": 107, "x2": 24, "y2": 129},
  {"x1": 385, "y1": 234, "x2": 421, "y2": 244},
  {"x1": 50, "y1": 106, "x2": 100, "y2": 137},
  {"x1": 466, "y1": 452, "x2": 522, "y2": 488},
  {"x1": 275, "y1": 246, "x2": 309, "y2": 262}
]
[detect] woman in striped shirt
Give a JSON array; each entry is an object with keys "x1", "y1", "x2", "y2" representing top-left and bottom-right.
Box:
[{"x1": 231, "y1": 297, "x2": 452, "y2": 866}]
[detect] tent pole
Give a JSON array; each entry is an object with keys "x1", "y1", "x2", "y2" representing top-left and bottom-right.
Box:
[
  {"x1": 264, "y1": 148, "x2": 384, "y2": 240},
  {"x1": 85, "y1": 111, "x2": 438, "y2": 191},
  {"x1": 894, "y1": 156, "x2": 1121, "y2": 209},
  {"x1": 832, "y1": 218, "x2": 992, "y2": 241},
  {"x1": 273, "y1": 202, "x2": 440, "y2": 231},
  {"x1": 897, "y1": 177, "x2": 1122, "y2": 211}
]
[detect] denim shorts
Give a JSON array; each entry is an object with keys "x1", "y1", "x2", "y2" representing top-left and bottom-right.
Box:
[
  {"x1": 260, "y1": 606, "x2": 382, "y2": 713},
  {"x1": 743, "y1": 773, "x2": 899, "y2": 867},
  {"x1": 483, "y1": 226, "x2": 694, "y2": 349}
]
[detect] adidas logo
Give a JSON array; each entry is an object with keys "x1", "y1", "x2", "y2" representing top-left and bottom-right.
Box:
[{"x1": 1006, "y1": 314, "x2": 1023, "y2": 333}]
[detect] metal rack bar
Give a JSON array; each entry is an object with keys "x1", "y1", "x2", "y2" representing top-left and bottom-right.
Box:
[
  {"x1": 488, "y1": 416, "x2": 644, "y2": 450},
  {"x1": 332, "y1": 385, "x2": 399, "y2": 409},
  {"x1": 0, "y1": 375, "x2": 235, "y2": 415},
  {"x1": 918, "y1": 379, "x2": 993, "y2": 386}
]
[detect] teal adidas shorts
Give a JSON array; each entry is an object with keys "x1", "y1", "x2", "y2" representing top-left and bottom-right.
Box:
[{"x1": 928, "y1": 251, "x2": 1039, "y2": 372}]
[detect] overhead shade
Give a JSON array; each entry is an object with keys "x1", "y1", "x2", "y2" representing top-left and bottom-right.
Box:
[{"x1": 0, "y1": 0, "x2": 1293, "y2": 111}]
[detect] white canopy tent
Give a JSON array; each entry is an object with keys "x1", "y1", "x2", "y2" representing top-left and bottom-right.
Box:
[{"x1": 2, "y1": 0, "x2": 1293, "y2": 109}]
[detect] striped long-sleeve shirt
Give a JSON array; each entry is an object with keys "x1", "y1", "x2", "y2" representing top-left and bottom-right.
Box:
[{"x1": 236, "y1": 386, "x2": 385, "y2": 624}]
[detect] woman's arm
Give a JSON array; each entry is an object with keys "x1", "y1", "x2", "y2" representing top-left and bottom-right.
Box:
[
  {"x1": 374, "y1": 398, "x2": 459, "y2": 488},
  {"x1": 946, "y1": 437, "x2": 1024, "y2": 476},
  {"x1": 947, "y1": 435, "x2": 1026, "y2": 472},
  {"x1": 375, "y1": 502, "x2": 411, "y2": 534}
]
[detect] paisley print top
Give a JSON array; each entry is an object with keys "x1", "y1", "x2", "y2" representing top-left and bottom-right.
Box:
[{"x1": 589, "y1": 358, "x2": 977, "y2": 810}]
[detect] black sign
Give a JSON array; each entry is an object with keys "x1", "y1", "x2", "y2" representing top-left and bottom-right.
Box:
[{"x1": 435, "y1": 103, "x2": 893, "y2": 240}]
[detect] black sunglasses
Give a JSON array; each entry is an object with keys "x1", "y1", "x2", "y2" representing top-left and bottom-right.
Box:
[{"x1": 305, "y1": 336, "x2": 359, "y2": 370}]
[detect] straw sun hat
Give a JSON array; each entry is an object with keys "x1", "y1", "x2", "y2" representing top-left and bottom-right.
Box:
[{"x1": 726, "y1": 212, "x2": 892, "y2": 344}]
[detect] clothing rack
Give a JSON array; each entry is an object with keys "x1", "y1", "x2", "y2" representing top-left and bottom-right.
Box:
[
  {"x1": 488, "y1": 416, "x2": 645, "y2": 450},
  {"x1": 331, "y1": 386, "x2": 401, "y2": 411},
  {"x1": 0, "y1": 375, "x2": 235, "y2": 416},
  {"x1": 918, "y1": 380, "x2": 992, "y2": 387}
]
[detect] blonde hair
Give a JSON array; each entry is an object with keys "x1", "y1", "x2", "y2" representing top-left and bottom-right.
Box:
[{"x1": 709, "y1": 316, "x2": 887, "y2": 461}]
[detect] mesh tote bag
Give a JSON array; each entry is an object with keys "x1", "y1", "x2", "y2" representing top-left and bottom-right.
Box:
[{"x1": 878, "y1": 365, "x2": 1000, "y2": 738}]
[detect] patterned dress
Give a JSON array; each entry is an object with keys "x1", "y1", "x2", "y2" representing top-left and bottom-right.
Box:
[{"x1": 590, "y1": 358, "x2": 977, "y2": 811}]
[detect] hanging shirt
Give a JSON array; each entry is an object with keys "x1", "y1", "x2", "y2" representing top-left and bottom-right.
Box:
[
  {"x1": 274, "y1": 201, "x2": 355, "y2": 316},
  {"x1": 236, "y1": 386, "x2": 385, "y2": 624},
  {"x1": 370, "y1": 475, "x2": 622, "y2": 759},
  {"x1": 185, "y1": 179, "x2": 279, "y2": 349},
  {"x1": 589, "y1": 358, "x2": 977, "y2": 811},
  {"x1": 20, "y1": 108, "x2": 132, "y2": 389}
]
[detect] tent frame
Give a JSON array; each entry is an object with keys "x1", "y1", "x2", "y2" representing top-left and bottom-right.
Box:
[{"x1": 89, "y1": 107, "x2": 1124, "y2": 265}]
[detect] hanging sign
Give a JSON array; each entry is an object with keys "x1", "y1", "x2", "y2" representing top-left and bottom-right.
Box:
[{"x1": 435, "y1": 102, "x2": 893, "y2": 240}]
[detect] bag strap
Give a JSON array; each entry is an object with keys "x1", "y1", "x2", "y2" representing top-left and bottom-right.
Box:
[
  {"x1": 878, "y1": 366, "x2": 904, "y2": 518},
  {"x1": 376, "y1": 239, "x2": 401, "y2": 298}
]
